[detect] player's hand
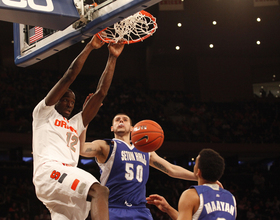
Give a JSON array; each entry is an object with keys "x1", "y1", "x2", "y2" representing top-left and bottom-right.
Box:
[
  {"x1": 216, "y1": 180, "x2": 224, "y2": 189},
  {"x1": 146, "y1": 194, "x2": 170, "y2": 213},
  {"x1": 108, "y1": 41, "x2": 125, "y2": 58},
  {"x1": 90, "y1": 35, "x2": 105, "y2": 49},
  {"x1": 83, "y1": 93, "x2": 93, "y2": 110}
]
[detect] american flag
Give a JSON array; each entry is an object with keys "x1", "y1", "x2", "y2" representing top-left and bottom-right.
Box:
[{"x1": 29, "y1": 26, "x2": 43, "y2": 44}]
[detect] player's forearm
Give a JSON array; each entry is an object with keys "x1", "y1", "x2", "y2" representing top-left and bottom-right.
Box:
[
  {"x1": 96, "y1": 55, "x2": 117, "y2": 95},
  {"x1": 45, "y1": 43, "x2": 95, "y2": 106},
  {"x1": 82, "y1": 55, "x2": 117, "y2": 126},
  {"x1": 170, "y1": 166, "x2": 197, "y2": 181},
  {"x1": 165, "y1": 206, "x2": 179, "y2": 220},
  {"x1": 80, "y1": 143, "x2": 97, "y2": 157},
  {"x1": 67, "y1": 43, "x2": 95, "y2": 78}
]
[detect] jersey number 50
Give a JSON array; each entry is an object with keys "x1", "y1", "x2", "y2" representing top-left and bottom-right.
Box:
[{"x1": 125, "y1": 163, "x2": 143, "y2": 182}]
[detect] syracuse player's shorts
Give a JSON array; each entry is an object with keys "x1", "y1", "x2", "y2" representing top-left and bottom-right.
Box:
[
  {"x1": 109, "y1": 207, "x2": 153, "y2": 220},
  {"x1": 33, "y1": 161, "x2": 99, "y2": 220}
]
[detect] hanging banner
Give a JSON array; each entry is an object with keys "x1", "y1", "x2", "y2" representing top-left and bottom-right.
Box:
[
  {"x1": 159, "y1": 0, "x2": 184, "y2": 11},
  {"x1": 254, "y1": 0, "x2": 279, "y2": 7}
]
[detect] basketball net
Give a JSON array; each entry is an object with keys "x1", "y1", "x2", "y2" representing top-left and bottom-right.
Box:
[{"x1": 97, "y1": 10, "x2": 158, "y2": 44}]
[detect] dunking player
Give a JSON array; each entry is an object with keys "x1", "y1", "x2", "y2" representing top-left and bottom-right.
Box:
[
  {"x1": 147, "y1": 148, "x2": 237, "y2": 220},
  {"x1": 32, "y1": 35, "x2": 124, "y2": 220},
  {"x1": 79, "y1": 113, "x2": 198, "y2": 220}
]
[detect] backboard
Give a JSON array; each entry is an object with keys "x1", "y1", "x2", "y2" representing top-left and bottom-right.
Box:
[
  {"x1": 0, "y1": 0, "x2": 80, "y2": 30},
  {"x1": 13, "y1": 0, "x2": 162, "y2": 67}
]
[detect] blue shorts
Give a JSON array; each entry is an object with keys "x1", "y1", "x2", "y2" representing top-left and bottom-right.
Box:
[{"x1": 109, "y1": 207, "x2": 153, "y2": 220}]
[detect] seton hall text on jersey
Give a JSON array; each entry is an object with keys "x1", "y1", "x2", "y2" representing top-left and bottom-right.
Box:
[
  {"x1": 54, "y1": 119, "x2": 78, "y2": 134},
  {"x1": 121, "y1": 151, "x2": 147, "y2": 165},
  {"x1": 204, "y1": 200, "x2": 235, "y2": 216}
]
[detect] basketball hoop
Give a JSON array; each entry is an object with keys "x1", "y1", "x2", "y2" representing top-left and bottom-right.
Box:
[{"x1": 96, "y1": 10, "x2": 158, "y2": 44}]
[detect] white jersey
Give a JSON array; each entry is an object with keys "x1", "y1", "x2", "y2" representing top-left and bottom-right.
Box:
[
  {"x1": 32, "y1": 99, "x2": 99, "y2": 220},
  {"x1": 32, "y1": 99, "x2": 85, "y2": 174}
]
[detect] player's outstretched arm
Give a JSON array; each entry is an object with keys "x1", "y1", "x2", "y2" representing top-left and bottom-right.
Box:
[
  {"x1": 80, "y1": 140, "x2": 111, "y2": 163},
  {"x1": 82, "y1": 42, "x2": 124, "y2": 127},
  {"x1": 149, "y1": 151, "x2": 197, "y2": 181},
  {"x1": 146, "y1": 194, "x2": 178, "y2": 220},
  {"x1": 45, "y1": 35, "x2": 105, "y2": 106}
]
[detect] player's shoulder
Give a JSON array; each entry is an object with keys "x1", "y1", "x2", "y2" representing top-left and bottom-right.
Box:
[
  {"x1": 33, "y1": 99, "x2": 46, "y2": 110},
  {"x1": 183, "y1": 188, "x2": 198, "y2": 196},
  {"x1": 33, "y1": 98, "x2": 54, "y2": 118},
  {"x1": 103, "y1": 138, "x2": 115, "y2": 145},
  {"x1": 220, "y1": 187, "x2": 235, "y2": 197},
  {"x1": 180, "y1": 188, "x2": 200, "y2": 205}
]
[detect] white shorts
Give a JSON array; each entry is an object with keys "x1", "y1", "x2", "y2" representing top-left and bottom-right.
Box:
[{"x1": 33, "y1": 161, "x2": 99, "y2": 220}]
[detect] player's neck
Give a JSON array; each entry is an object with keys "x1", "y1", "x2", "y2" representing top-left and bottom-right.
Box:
[
  {"x1": 114, "y1": 134, "x2": 131, "y2": 145},
  {"x1": 199, "y1": 179, "x2": 216, "y2": 186}
]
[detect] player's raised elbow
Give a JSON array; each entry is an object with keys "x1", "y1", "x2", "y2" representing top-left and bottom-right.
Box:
[{"x1": 95, "y1": 88, "x2": 108, "y2": 99}]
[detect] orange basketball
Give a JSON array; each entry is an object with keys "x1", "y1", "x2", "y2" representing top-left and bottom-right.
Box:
[{"x1": 131, "y1": 120, "x2": 164, "y2": 152}]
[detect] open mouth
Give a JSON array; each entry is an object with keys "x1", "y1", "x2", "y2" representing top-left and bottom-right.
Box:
[{"x1": 65, "y1": 109, "x2": 71, "y2": 115}]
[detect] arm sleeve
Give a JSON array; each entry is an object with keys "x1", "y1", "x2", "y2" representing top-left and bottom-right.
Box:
[{"x1": 32, "y1": 99, "x2": 54, "y2": 119}]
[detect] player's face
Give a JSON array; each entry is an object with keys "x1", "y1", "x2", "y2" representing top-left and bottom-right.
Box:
[
  {"x1": 111, "y1": 114, "x2": 132, "y2": 135},
  {"x1": 55, "y1": 91, "x2": 75, "y2": 119}
]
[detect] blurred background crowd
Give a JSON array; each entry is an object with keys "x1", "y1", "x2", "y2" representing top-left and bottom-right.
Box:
[{"x1": 1, "y1": 65, "x2": 280, "y2": 144}]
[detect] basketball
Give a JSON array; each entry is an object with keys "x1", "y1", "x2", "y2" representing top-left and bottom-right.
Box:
[{"x1": 131, "y1": 120, "x2": 164, "y2": 152}]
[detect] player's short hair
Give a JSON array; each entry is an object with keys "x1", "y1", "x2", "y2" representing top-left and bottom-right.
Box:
[
  {"x1": 198, "y1": 148, "x2": 225, "y2": 182},
  {"x1": 67, "y1": 88, "x2": 75, "y2": 99},
  {"x1": 112, "y1": 113, "x2": 133, "y2": 126}
]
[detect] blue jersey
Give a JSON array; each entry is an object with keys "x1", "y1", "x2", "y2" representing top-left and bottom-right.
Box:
[
  {"x1": 191, "y1": 184, "x2": 237, "y2": 220},
  {"x1": 96, "y1": 138, "x2": 150, "y2": 209}
]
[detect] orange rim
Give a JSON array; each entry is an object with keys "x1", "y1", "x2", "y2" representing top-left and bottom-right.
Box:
[{"x1": 96, "y1": 10, "x2": 157, "y2": 44}]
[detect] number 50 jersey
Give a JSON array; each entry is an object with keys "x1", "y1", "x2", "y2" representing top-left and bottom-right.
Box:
[{"x1": 96, "y1": 138, "x2": 150, "y2": 208}]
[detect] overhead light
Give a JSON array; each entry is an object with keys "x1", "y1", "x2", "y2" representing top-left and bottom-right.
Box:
[
  {"x1": 209, "y1": 44, "x2": 214, "y2": 48},
  {"x1": 212, "y1": 21, "x2": 217, "y2": 25},
  {"x1": 175, "y1": 46, "x2": 180, "y2": 50},
  {"x1": 257, "y1": 17, "x2": 261, "y2": 22},
  {"x1": 177, "y1": 23, "x2": 182, "y2": 27},
  {"x1": 256, "y1": 41, "x2": 261, "y2": 45}
]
